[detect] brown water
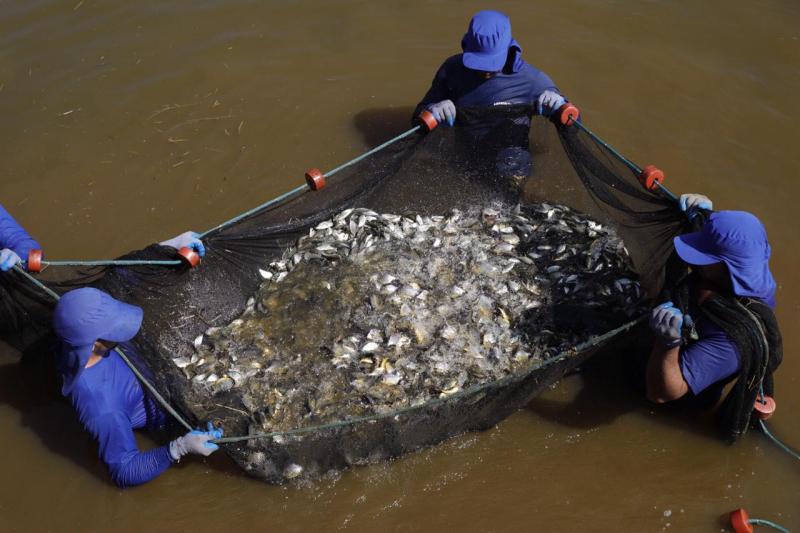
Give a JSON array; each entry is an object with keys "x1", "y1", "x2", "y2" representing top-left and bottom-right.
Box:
[{"x1": 1, "y1": 1, "x2": 798, "y2": 531}]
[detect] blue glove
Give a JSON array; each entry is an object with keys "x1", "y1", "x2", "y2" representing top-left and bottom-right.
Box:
[
  {"x1": 537, "y1": 90, "x2": 566, "y2": 116},
  {"x1": 649, "y1": 301, "x2": 683, "y2": 347},
  {"x1": 160, "y1": 231, "x2": 205, "y2": 257},
  {"x1": 169, "y1": 422, "x2": 223, "y2": 461},
  {"x1": 0, "y1": 248, "x2": 21, "y2": 272},
  {"x1": 427, "y1": 100, "x2": 456, "y2": 127},
  {"x1": 679, "y1": 194, "x2": 713, "y2": 219}
]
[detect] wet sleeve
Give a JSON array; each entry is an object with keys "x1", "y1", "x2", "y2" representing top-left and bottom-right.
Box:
[
  {"x1": 0, "y1": 203, "x2": 41, "y2": 259},
  {"x1": 413, "y1": 62, "x2": 451, "y2": 118},
  {"x1": 527, "y1": 67, "x2": 561, "y2": 103},
  {"x1": 679, "y1": 320, "x2": 740, "y2": 395},
  {"x1": 87, "y1": 411, "x2": 173, "y2": 488}
]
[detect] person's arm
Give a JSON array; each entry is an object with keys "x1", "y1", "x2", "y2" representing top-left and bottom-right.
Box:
[
  {"x1": 0, "y1": 204, "x2": 41, "y2": 270},
  {"x1": 646, "y1": 302, "x2": 689, "y2": 403},
  {"x1": 646, "y1": 343, "x2": 689, "y2": 403},
  {"x1": 89, "y1": 411, "x2": 174, "y2": 488},
  {"x1": 527, "y1": 68, "x2": 564, "y2": 116},
  {"x1": 413, "y1": 61, "x2": 453, "y2": 119}
]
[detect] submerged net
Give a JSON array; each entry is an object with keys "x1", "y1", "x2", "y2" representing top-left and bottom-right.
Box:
[{"x1": 0, "y1": 105, "x2": 689, "y2": 483}]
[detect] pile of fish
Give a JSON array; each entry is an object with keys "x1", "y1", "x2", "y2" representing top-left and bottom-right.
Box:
[{"x1": 178, "y1": 203, "x2": 643, "y2": 433}]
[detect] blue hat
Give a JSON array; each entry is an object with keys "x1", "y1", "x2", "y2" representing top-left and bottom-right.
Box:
[
  {"x1": 674, "y1": 211, "x2": 776, "y2": 307},
  {"x1": 53, "y1": 287, "x2": 143, "y2": 395},
  {"x1": 462, "y1": 10, "x2": 517, "y2": 72}
]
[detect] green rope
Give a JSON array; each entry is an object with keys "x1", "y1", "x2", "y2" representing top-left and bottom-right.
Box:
[
  {"x1": 749, "y1": 518, "x2": 791, "y2": 533},
  {"x1": 114, "y1": 347, "x2": 193, "y2": 431},
  {"x1": 40, "y1": 259, "x2": 182, "y2": 268},
  {"x1": 198, "y1": 125, "x2": 422, "y2": 239},
  {"x1": 12, "y1": 265, "x2": 61, "y2": 301},
  {"x1": 759, "y1": 419, "x2": 800, "y2": 461},
  {"x1": 569, "y1": 119, "x2": 678, "y2": 202}
]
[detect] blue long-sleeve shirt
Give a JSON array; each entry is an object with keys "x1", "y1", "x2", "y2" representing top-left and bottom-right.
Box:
[
  {"x1": 414, "y1": 53, "x2": 560, "y2": 139},
  {"x1": 65, "y1": 348, "x2": 173, "y2": 487},
  {"x1": 0, "y1": 203, "x2": 41, "y2": 259}
]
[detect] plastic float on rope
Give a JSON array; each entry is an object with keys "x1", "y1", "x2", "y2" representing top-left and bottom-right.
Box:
[
  {"x1": 638, "y1": 164, "x2": 665, "y2": 192},
  {"x1": 26, "y1": 249, "x2": 43, "y2": 273},
  {"x1": 417, "y1": 110, "x2": 439, "y2": 132},
  {"x1": 754, "y1": 394, "x2": 776, "y2": 420},
  {"x1": 558, "y1": 103, "x2": 580, "y2": 126},
  {"x1": 304, "y1": 168, "x2": 326, "y2": 191},
  {"x1": 730, "y1": 509, "x2": 754, "y2": 533},
  {"x1": 177, "y1": 247, "x2": 201, "y2": 268}
]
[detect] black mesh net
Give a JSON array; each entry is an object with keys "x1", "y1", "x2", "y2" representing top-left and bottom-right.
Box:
[{"x1": 0, "y1": 105, "x2": 690, "y2": 483}]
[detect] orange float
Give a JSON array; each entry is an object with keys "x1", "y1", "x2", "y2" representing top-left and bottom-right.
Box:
[{"x1": 305, "y1": 168, "x2": 326, "y2": 191}]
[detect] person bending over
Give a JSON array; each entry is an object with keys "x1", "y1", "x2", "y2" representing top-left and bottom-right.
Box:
[
  {"x1": 414, "y1": 10, "x2": 568, "y2": 186},
  {"x1": 53, "y1": 287, "x2": 222, "y2": 487},
  {"x1": 647, "y1": 194, "x2": 781, "y2": 439}
]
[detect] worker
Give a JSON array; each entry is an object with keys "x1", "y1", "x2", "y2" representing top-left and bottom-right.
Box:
[
  {"x1": 0, "y1": 203, "x2": 41, "y2": 271},
  {"x1": 647, "y1": 194, "x2": 782, "y2": 440},
  {"x1": 53, "y1": 230, "x2": 216, "y2": 487},
  {"x1": 413, "y1": 10, "x2": 567, "y2": 186}
]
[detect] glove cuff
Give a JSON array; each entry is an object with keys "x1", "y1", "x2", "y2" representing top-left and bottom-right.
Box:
[
  {"x1": 169, "y1": 438, "x2": 184, "y2": 462},
  {"x1": 660, "y1": 337, "x2": 681, "y2": 348}
]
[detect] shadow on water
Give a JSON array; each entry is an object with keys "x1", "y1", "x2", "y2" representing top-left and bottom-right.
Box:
[
  {"x1": 0, "y1": 341, "x2": 109, "y2": 483},
  {"x1": 526, "y1": 331, "x2": 722, "y2": 442},
  {"x1": 0, "y1": 341, "x2": 246, "y2": 484},
  {"x1": 352, "y1": 107, "x2": 416, "y2": 148}
]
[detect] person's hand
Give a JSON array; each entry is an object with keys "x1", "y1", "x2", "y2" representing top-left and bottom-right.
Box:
[
  {"x1": 537, "y1": 90, "x2": 566, "y2": 116},
  {"x1": 0, "y1": 248, "x2": 21, "y2": 272},
  {"x1": 160, "y1": 231, "x2": 205, "y2": 257},
  {"x1": 427, "y1": 100, "x2": 456, "y2": 127},
  {"x1": 169, "y1": 422, "x2": 223, "y2": 461},
  {"x1": 649, "y1": 302, "x2": 683, "y2": 348},
  {"x1": 679, "y1": 194, "x2": 713, "y2": 214}
]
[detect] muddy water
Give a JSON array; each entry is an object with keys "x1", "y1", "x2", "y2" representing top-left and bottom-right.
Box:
[{"x1": 1, "y1": 0, "x2": 798, "y2": 531}]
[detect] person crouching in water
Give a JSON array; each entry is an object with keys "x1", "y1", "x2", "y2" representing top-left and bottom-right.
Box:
[
  {"x1": 54, "y1": 286, "x2": 223, "y2": 487},
  {"x1": 647, "y1": 194, "x2": 782, "y2": 440}
]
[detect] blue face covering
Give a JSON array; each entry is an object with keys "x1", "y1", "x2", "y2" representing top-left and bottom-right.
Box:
[
  {"x1": 53, "y1": 287, "x2": 144, "y2": 394},
  {"x1": 673, "y1": 211, "x2": 777, "y2": 307}
]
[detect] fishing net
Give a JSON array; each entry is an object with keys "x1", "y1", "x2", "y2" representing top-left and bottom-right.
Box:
[{"x1": 0, "y1": 105, "x2": 690, "y2": 482}]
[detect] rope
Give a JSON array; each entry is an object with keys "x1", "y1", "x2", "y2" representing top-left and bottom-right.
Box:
[
  {"x1": 749, "y1": 518, "x2": 792, "y2": 533},
  {"x1": 759, "y1": 419, "x2": 800, "y2": 461},
  {"x1": 198, "y1": 124, "x2": 423, "y2": 239},
  {"x1": 40, "y1": 259, "x2": 182, "y2": 268},
  {"x1": 569, "y1": 119, "x2": 679, "y2": 202}
]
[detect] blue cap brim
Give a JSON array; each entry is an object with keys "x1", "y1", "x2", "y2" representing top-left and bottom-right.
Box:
[
  {"x1": 100, "y1": 300, "x2": 143, "y2": 343},
  {"x1": 673, "y1": 232, "x2": 721, "y2": 266},
  {"x1": 463, "y1": 49, "x2": 508, "y2": 72}
]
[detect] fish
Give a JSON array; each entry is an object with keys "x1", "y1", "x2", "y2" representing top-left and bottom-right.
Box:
[{"x1": 179, "y1": 203, "x2": 643, "y2": 439}]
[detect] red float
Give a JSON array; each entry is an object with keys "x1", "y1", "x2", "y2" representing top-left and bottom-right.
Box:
[
  {"x1": 754, "y1": 395, "x2": 776, "y2": 420},
  {"x1": 27, "y1": 249, "x2": 43, "y2": 273},
  {"x1": 729, "y1": 508, "x2": 753, "y2": 533},
  {"x1": 558, "y1": 103, "x2": 580, "y2": 126},
  {"x1": 639, "y1": 165, "x2": 665, "y2": 191},
  {"x1": 417, "y1": 110, "x2": 438, "y2": 132},
  {"x1": 177, "y1": 246, "x2": 201, "y2": 268},
  {"x1": 305, "y1": 168, "x2": 326, "y2": 191}
]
